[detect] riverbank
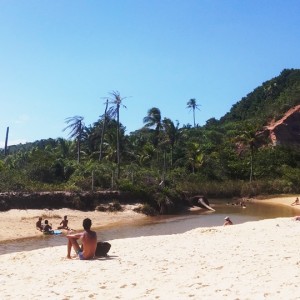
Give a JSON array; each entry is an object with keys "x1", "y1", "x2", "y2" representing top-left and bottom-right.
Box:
[
  {"x1": 0, "y1": 195, "x2": 299, "y2": 244},
  {"x1": 0, "y1": 200, "x2": 300, "y2": 299},
  {"x1": 254, "y1": 194, "x2": 300, "y2": 209}
]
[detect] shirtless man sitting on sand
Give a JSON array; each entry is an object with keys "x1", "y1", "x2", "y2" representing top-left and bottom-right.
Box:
[{"x1": 66, "y1": 218, "x2": 97, "y2": 260}]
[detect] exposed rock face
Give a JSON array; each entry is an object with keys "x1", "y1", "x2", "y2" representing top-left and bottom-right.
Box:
[{"x1": 264, "y1": 105, "x2": 300, "y2": 146}]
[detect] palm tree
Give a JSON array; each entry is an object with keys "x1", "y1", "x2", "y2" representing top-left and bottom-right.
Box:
[
  {"x1": 4, "y1": 127, "x2": 9, "y2": 156},
  {"x1": 143, "y1": 107, "x2": 162, "y2": 148},
  {"x1": 234, "y1": 125, "x2": 261, "y2": 183},
  {"x1": 185, "y1": 141, "x2": 204, "y2": 173},
  {"x1": 162, "y1": 118, "x2": 180, "y2": 168},
  {"x1": 55, "y1": 138, "x2": 73, "y2": 159},
  {"x1": 107, "y1": 91, "x2": 127, "y2": 179},
  {"x1": 236, "y1": 131, "x2": 257, "y2": 182},
  {"x1": 186, "y1": 98, "x2": 201, "y2": 127},
  {"x1": 63, "y1": 116, "x2": 84, "y2": 163},
  {"x1": 99, "y1": 99, "x2": 109, "y2": 161}
]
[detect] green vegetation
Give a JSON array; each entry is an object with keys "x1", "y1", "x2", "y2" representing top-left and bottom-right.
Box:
[{"x1": 1, "y1": 69, "x2": 300, "y2": 213}]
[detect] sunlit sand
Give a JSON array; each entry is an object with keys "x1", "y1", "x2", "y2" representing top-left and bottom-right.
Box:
[{"x1": 0, "y1": 197, "x2": 300, "y2": 299}]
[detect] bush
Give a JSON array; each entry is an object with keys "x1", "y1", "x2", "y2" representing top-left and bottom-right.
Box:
[
  {"x1": 133, "y1": 203, "x2": 158, "y2": 216},
  {"x1": 108, "y1": 200, "x2": 123, "y2": 212}
]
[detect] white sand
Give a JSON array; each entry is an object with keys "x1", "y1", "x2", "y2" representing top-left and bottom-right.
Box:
[{"x1": 1, "y1": 197, "x2": 300, "y2": 299}]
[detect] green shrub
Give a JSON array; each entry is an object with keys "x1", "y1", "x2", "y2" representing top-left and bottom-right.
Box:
[
  {"x1": 108, "y1": 200, "x2": 123, "y2": 212},
  {"x1": 133, "y1": 203, "x2": 158, "y2": 216}
]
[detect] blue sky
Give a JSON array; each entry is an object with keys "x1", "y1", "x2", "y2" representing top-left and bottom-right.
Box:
[{"x1": 0, "y1": 0, "x2": 299, "y2": 147}]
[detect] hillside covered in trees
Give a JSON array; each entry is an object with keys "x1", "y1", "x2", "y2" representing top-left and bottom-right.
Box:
[{"x1": 1, "y1": 69, "x2": 300, "y2": 212}]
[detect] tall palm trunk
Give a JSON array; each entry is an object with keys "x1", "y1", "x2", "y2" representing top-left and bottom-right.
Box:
[
  {"x1": 170, "y1": 145, "x2": 173, "y2": 168},
  {"x1": 77, "y1": 123, "x2": 81, "y2": 164},
  {"x1": 116, "y1": 103, "x2": 120, "y2": 179},
  {"x1": 4, "y1": 127, "x2": 9, "y2": 156},
  {"x1": 193, "y1": 109, "x2": 196, "y2": 127},
  {"x1": 99, "y1": 99, "x2": 109, "y2": 161},
  {"x1": 249, "y1": 147, "x2": 254, "y2": 183}
]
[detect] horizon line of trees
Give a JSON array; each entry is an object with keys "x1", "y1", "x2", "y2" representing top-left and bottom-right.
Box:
[{"x1": 1, "y1": 69, "x2": 300, "y2": 202}]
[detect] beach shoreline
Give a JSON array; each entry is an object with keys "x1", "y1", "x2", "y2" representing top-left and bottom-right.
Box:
[
  {"x1": 0, "y1": 195, "x2": 300, "y2": 299},
  {"x1": 0, "y1": 195, "x2": 299, "y2": 244}
]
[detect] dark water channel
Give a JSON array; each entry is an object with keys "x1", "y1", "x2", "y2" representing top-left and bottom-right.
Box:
[{"x1": 0, "y1": 200, "x2": 298, "y2": 255}]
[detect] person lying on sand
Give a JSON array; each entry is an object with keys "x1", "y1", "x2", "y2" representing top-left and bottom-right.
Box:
[
  {"x1": 36, "y1": 217, "x2": 43, "y2": 231},
  {"x1": 43, "y1": 220, "x2": 53, "y2": 233},
  {"x1": 57, "y1": 215, "x2": 70, "y2": 230},
  {"x1": 66, "y1": 218, "x2": 97, "y2": 260},
  {"x1": 291, "y1": 197, "x2": 300, "y2": 206},
  {"x1": 223, "y1": 216, "x2": 233, "y2": 226}
]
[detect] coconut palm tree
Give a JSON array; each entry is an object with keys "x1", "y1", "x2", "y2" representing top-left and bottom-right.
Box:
[
  {"x1": 186, "y1": 98, "x2": 201, "y2": 127},
  {"x1": 143, "y1": 107, "x2": 162, "y2": 148},
  {"x1": 185, "y1": 142, "x2": 204, "y2": 173},
  {"x1": 4, "y1": 127, "x2": 9, "y2": 156},
  {"x1": 161, "y1": 118, "x2": 180, "y2": 168},
  {"x1": 107, "y1": 91, "x2": 127, "y2": 179},
  {"x1": 99, "y1": 99, "x2": 109, "y2": 161},
  {"x1": 63, "y1": 116, "x2": 84, "y2": 163},
  {"x1": 235, "y1": 130, "x2": 258, "y2": 183}
]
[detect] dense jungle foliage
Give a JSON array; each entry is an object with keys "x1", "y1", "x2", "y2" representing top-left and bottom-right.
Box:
[{"x1": 1, "y1": 69, "x2": 300, "y2": 212}]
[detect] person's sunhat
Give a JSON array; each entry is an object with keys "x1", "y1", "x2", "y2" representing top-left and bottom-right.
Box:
[{"x1": 224, "y1": 216, "x2": 230, "y2": 220}]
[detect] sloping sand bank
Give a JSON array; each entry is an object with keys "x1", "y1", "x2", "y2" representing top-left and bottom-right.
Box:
[{"x1": 1, "y1": 217, "x2": 300, "y2": 299}]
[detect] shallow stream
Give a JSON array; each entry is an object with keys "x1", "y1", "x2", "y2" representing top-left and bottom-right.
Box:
[{"x1": 0, "y1": 200, "x2": 298, "y2": 255}]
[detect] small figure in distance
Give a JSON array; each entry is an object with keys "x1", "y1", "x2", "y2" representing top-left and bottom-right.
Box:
[
  {"x1": 66, "y1": 218, "x2": 97, "y2": 260},
  {"x1": 36, "y1": 217, "x2": 43, "y2": 231},
  {"x1": 291, "y1": 197, "x2": 300, "y2": 206},
  {"x1": 223, "y1": 216, "x2": 233, "y2": 226},
  {"x1": 43, "y1": 220, "x2": 53, "y2": 233},
  {"x1": 294, "y1": 216, "x2": 300, "y2": 221},
  {"x1": 57, "y1": 215, "x2": 70, "y2": 230}
]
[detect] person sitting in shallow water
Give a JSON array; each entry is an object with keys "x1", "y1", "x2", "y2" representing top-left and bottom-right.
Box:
[
  {"x1": 36, "y1": 217, "x2": 43, "y2": 231},
  {"x1": 291, "y1": 197, "x2": 300, "y2": 206},
  {"x1": 223, "y1": 216, "x2": 233, "y2": 226},
  {"x1": 43, "y1": 220, "x2": 53, "y2": 233},
  {"x1": 57, "y1": 215, "x2": 70, "y2": 230}
]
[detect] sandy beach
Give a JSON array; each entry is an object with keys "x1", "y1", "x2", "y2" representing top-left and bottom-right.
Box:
[{"x1": 1, "y1": 196, "x2": 300, "y2": 299}]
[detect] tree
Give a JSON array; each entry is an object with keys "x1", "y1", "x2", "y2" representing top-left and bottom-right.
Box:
[
  {"x1": 186, "y1": 98, "x2": 201, "y2": 127},
  {"x1": 4, "y1": 127, "x2": 9, "y2": 156},
  {"x1": 143, "y1": 107, "x2": 162, "y2": 148},
  {"x1": 63, "y1": 116, "x2": 85, "y2": 163},
  {"x1": 107, "y1": 91, "x2": 127, "y2": 179},
  {"x1": 185, "y1": 141, "x2": 204, "y2": 173},
  {"x1": 99, "y1": 99, "x2": 109, "y2": 161},
  {"x1": 234, "y1": 127, "x2": 260, "y2": 183},
  {"x1": 162, "y1": 118, "x2": 180, "y2": 168}
]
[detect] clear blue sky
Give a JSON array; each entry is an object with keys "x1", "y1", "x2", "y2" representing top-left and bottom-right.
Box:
[{"x1": 0, "y1": 0, "x2": 299, "y2": 147}]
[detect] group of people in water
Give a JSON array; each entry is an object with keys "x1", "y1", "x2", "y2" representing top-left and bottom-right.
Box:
[{"x1": 36, "y1": 215, "x2": 70, "y2": 233}]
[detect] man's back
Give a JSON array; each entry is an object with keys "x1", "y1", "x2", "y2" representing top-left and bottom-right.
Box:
[{"x1": 82, "y1": 230, "x2": 97, "y2": 259}]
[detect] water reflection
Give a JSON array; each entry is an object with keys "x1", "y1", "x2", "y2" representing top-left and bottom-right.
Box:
[{"x1": 0, "y1": 201, "x2": 298, "y2": 255}]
